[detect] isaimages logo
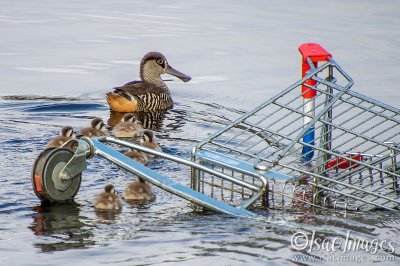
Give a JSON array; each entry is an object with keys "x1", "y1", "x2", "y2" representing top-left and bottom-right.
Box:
[{"x1": 290, "y1": 230, "x2": 397, "y2": 263}]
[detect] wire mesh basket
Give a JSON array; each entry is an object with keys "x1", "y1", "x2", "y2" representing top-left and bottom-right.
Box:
[{"x1": 191, "y1": 43, "x2": 400, "y2": 212}]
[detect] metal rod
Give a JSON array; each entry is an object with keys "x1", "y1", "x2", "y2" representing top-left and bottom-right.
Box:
[
  {"x1": 90, "y1": 138, "x2": 258, "y2": 217},
  {"x1": 278, "y1": 80, "x2": 353, "y2": 162},
  {"x1": 194, "y1": 61, "x2": 338, "y2": 151},
  {"x1": 101, "y1": 137, "x2": 264, "y2": 191}
]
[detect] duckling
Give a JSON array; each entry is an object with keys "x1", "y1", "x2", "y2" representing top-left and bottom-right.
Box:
[
  {"x1": 140, "y1": 130, "x2": 161, "y2": 158},
  {"x1": 94, "y1": 184, "x2": 122, "y2": 210},
  {"x1": 123, "y1": 178, "x2": 155, "y2": 201},
  {"x1": 124, "y1": 149, "x2": 148, "y2": 165},
  {"x1": 106, "y1": 52, "x2": 191, "y2": 112},
  {"x1": 46, "y1": 126, "x2": 76, "y2": 148},
  {"x1": 80, "y1": 117, "x2": 109, "y2": 137},
  {"x1": 113, "y1": 113, "x2": 143, "y2": 138}
]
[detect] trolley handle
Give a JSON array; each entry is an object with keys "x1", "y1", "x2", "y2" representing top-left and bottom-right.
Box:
[{"x1": 299, "y1": 43, "x2": 332, "y2": 98}]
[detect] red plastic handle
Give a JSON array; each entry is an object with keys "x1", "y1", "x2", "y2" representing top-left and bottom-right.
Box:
[
  {"x1": 299, "y1": 43, "x2": 332, "y2": 98},
  {"x1": 326, "y1": 154, "x2": 364, "y2": 170}
]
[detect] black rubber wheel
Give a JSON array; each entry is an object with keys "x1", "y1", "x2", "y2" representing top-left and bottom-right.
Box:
[{"x1": 32, "y1": 148, "x2": 82, "y2": 203}]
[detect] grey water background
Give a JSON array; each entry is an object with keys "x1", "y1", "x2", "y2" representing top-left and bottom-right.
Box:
[{"x1": 0, "y1": 0, "x2": 400, "y2": 265}]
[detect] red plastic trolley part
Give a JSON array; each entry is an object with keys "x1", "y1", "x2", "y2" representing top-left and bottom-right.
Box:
[
  {"x1": 299, "y1": 43, "x2": 332, "y2": 98},
  {"x1": 325, "y1": 154, "x2": 364, "y2": 170},
  {"x1": 34, "y1": 174, "x2": 43, "y2": 192}
]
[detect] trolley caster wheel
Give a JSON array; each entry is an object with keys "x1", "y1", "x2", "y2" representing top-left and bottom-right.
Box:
[{"x1": 32, "y1": 148, "x2": 82, "y2": 203}]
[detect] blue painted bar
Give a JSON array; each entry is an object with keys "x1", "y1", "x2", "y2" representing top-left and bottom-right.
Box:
[
  {"x1": 302, "y1": 127, "x2": 315, "y2": 162},
  {"x1": 195, "y1": 149, "x2": 294, "y2": 181},
  {"x1": 91, "y1": 139, "x2": 258, "y2": 218}
]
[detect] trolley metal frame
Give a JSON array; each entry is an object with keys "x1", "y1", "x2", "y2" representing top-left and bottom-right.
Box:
[
  {"x1": 32, "y1": 43, "x2": 400, "y2": 215},
  {"x1": 191, "y1": 43, "x2": 400, "y2": 211}
]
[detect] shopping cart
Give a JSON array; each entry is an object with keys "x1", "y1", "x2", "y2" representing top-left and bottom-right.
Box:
[
  {"x1": 192, "y1": 43, "x2": 400, "y2": 212},
  {"x1": 32, "y1": 43, "x2": 400, "y2": 215}
]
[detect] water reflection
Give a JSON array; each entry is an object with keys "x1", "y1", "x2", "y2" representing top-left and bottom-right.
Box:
[
  {"x1": 95, "y1": 208, "x2": 122, "y2": 220},
  {"x1": 124, "y1": 199, "x2": 154, "y2": 209},
  {"x1": 108, "y1": 108, "x2": 188, "y2": 133},
  {"x1": 29, "y1": 202, "x2": 95, "y2": 252},
  {"x1": 108, "y1": 110, "x2": 168, "y2": 130}
]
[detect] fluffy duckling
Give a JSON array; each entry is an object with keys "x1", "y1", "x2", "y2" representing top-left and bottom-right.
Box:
[
  {"x1": 94, "y1": 184, "x2": 122, "y2": 210},
  {"x1": 124, "y1": 149, "x2": 148, "y2": 165},
  {"x1": 80, "y1": 117, "x2": 109, "y2": 137},
  {"x1": 123, "y1": 178, "x2": 155, "y2": 201},
  {"x1": 140, "y1": 130, "x2": 161, "y2": 158},
  {"x1": 46, "y1": 126, "x2": 76, "y2": 148},
  {"x1": 113, "y1": 113, "x2": 143, "y2": 138}
]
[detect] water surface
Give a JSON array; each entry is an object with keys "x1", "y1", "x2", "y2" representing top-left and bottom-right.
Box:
[{"x1": 1, "y1": 0, "x2": 400, "y2": 265}]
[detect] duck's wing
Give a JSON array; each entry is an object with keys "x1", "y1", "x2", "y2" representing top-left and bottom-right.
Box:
[
  {"x1": 108, "y1": 81, "x2": 172, "y2": 112},
  {"x1": 112, "y1": 81, "x2": 165, "y2": 97}
]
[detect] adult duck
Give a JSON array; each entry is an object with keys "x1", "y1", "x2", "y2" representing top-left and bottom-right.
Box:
[{"x1": 106, "y1": 52, "x2": 191, "y2": 112}]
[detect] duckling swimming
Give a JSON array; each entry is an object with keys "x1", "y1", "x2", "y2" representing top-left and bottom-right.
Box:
[
  {"x1": 80, "y1": 117, "x2": 109, "y2": 137},
  {"x1": 46, "y1": 126, "x2": 76, "y2": 148},
  {"x1": 124, "y1": 149, "x2": 148, "y2": 165},
  {"x1": 123, "y1": 178, "x2": 155, "y2": 201},
  {"x1": 106, "y1": 52, "x2": 191, "y2": 112},
  {"x1": 140, "y1": 130, "x2": 161, "y2": 157},
  {"x1": 113, "y1": 113, "x2": 143, "y2": 138},
  {"x1": 94, "y1": 184, "x2": 122, "y2": 210}
]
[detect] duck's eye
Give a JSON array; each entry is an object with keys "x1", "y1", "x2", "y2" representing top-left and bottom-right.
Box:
[{"x1": 156, "y1": 59, "x2": 164, "y2": 65}]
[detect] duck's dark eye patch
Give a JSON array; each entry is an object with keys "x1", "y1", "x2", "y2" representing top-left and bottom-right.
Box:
[{"x1": 156, "y1": 59, "x2": 165, "y2": 67}]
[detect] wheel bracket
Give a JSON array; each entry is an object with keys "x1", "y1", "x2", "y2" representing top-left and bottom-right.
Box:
[{"x1": 59, "y1": 139, "x2": 89, "y2": 181}]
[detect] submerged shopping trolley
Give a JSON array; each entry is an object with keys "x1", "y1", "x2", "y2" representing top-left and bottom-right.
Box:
[{"x1": 32, "y1": 43, "x2": 400, "y2": 216}]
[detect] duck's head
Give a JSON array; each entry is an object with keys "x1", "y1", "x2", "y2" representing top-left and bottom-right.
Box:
[
  {"x1": 141, "y1": 130, "x2": 154, "y2": 143},
  {"x1": 92, "y1": 118, "x2": 107, "y2": 132},
  {"x1": 140, "y1": 52, "x2": 191, "y2": 85},
  {"x1": 104, "y1": 184, "x2": 117, "y2": 194},
  {"x1": 122, "y1": 113, "x2": 137, "y2": 123},
  {"x1": 60, "y1": 126, "x2": 76, "y2": 139}
]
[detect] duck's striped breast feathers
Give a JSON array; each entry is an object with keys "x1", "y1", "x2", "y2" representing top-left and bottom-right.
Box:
[{"x1": 138, "y1": 92, "x2": 172, "y2": 111}]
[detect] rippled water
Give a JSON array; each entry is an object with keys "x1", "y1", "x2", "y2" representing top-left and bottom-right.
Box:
[{"x1": 1, "y1": 0, "x2": 400, "y2": 265}]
